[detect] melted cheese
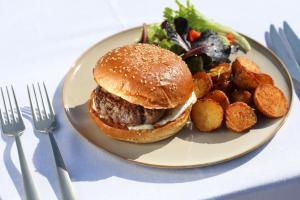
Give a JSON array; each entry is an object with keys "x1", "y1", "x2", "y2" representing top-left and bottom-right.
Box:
[{"x1": 92, "y1": 92, "x2": 197, "y2": 131}]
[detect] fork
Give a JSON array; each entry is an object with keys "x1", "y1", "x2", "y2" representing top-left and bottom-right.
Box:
[
  {"x1": 27, "y1": 83, "x2": 76, "y2": 200},
  {"x1": 0, "y1": 86, "x2": 39, "y2": 200}
]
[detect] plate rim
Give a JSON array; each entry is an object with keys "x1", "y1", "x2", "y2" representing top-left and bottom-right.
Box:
[{"x1": 61, "y1": 25, "x2": 294, "y2": 169}]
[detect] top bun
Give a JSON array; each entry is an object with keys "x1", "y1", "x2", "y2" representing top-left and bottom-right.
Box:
[{"x1": 93, "y1": 43, "x2": 193, "y2": 109}]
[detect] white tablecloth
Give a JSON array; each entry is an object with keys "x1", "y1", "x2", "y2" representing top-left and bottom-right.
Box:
[{"x1": 0, "y1": 0, "x2": 300, "y2": 199}]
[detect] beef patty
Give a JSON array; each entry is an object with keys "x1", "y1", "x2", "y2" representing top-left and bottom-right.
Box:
[{"x1": 93, "y1": 86, "x2": 166, "y2": 126}]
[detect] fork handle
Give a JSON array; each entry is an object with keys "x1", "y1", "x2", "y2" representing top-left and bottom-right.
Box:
[
  {"x1": 15, "y1": 135, "x2": 40, "y2": 200},
  {"x1": 49, "y1": 133, "x2": 76, "y2": 200}
]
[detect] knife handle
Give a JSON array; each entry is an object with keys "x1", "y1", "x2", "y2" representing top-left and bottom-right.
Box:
[{"x1": 49, "y1": 133, "x2": 76, "y2": 200}]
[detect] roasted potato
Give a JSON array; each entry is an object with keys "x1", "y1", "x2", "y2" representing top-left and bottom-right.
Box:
[
  {"x1": 232, "y1": 57, "x2": 274, "y2": 90},
  {"x1": 254, "y1": 84, "x2": 288, "y2": 118},
  {"x1": 232, "y1": 56, "x2": 261, "y2": 74},
  {"x1": 230, "y1": 90, "x2": 252, "y2": 105},
  {"x1": 193, "y1": 72, "x2": 213, "y2": 98},
  {"x1": 204, "y1": 90, "x2": 230, "y2": 110},
  {"x1": 209, "y1": 63, "x2": 233, "y2": 94},
  {"x1": 233, "y1": 69, "x2": 259, "y2": 90},
  {"x1": 208, "y1": 63, "x2": 232, "y2": 82},
  {"x1": 232, "y1": 56, "x2": 263, "y2": 90},
  {"x1": 191, "y1": 99, "x2": 223, "y2": 132},
  {"x1": 255, "y1": 73, "x2": 274, "y2": 85},
  {"x1": 225, "y1": 102, "x2": 257, "y2": 132},
  {"x1": 213, "y1": 80, "x2": 236, "y2": 94}
]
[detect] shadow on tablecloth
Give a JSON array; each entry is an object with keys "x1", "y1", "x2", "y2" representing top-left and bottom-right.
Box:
[
  {"x1": 216, "y1": 176, "x2": 300, "y2": 200},
  {"x1": 1, "y1": 133, "x2": 24, "y2": 198},
  {"x1": 21, "y1": 108, "x2": 61, "y2": 200},
  {"x1": 293, "y1": 78, "x2": 300, "y2": 100},
  {"x1": 27, "y1": 77, "x2": 271, "y2": 185}
]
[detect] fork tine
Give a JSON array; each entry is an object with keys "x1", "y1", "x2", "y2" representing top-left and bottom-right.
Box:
[
  {"x1": 0, "y1": 107, "x2": 4, "y2": 127},
  {"x1": 11, "y1": 86, "x2": 24, "y2": 124},
  {"x1": 43, "y1": 82, "x2": 54, "y2": 118},
  {"x1": 32, "y1": 84, "x2": 42, "y2": 120},
  {"x1": 1, "y1": 87, "x2": 9, "y2": 123},
  {"x1": 27, "y1": 85, "x2": 37, "y2": 123},
  {"x1": 6, "y1": 86, "x2": 16, "y2": 123},
  {"x1": 37, "y1": 83, "x2": 47, "y2": 118}
]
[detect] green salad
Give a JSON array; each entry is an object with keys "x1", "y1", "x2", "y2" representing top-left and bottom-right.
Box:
[{"x1": 140, "y1": 0, "x2": 251, "y2": 73}]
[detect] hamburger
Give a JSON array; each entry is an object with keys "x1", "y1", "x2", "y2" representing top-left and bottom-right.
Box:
[{"x1": 89, "y1": 43, "x2": 196, "y2": 143}]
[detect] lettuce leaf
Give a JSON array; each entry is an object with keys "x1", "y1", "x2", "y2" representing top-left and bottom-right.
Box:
[
  {"x1": 148, "y1": 24, "x2": 167, "y2": 44},
  {"x1": 163, "y1": 0, "x2": 251, "y2": 52},
  {"x1": 147, "y1": 24, "x2": 182, "y2": 53}
]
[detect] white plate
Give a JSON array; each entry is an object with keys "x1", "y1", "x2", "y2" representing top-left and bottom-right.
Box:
[{"x1": 62, "y1": 26, "x2": 293, "y2": 168}]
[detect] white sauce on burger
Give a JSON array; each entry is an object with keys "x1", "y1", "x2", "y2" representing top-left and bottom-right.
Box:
[{"x1": 92, "y1": 92, "x2": 197, "y2": 130}]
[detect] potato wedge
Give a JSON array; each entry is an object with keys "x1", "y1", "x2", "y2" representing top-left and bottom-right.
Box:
[
  {"x1": 204, "y1": 90, "x2": 230, "y2": 110},
  {"x1": 193, "y1": 72, "x2": 213, "y2": 98},
  {"x1": 232, "y1": 56, "x2": 261, "y2": 74},
  {"x1": 191, "y1": 99, "x2": 223, "y2": 132},
  {"x1": 254, "y1": 84, "x2": 288, "y2": 118},
  {"x1": 255, "y1": 73, "x2": 274, "y2": 85},
  {"x1": 208, "y1": 63, "x2": 232, "y2": 82},
  {"x1": 225, "y1": 102, "x2": 257, "y2": 132},
  {"x1": 230, "y1": 90, "x2": 252, "y2": 105}
]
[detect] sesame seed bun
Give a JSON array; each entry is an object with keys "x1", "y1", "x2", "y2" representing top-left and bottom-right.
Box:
[
  {"x1": 88, "y1": 91, "x2": 192, "y2": 143},
  {"x1": 93, "y1": 43, "x2": 193, "y2": 109}
]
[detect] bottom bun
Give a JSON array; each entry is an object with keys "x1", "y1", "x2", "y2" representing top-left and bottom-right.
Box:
[{"x1": 88, "y1": 93, "x2": 191, "y2": 143}]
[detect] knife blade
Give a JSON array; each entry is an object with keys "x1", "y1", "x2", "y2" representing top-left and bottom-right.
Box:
[
  {"x1": 283, "y1": 21, "x2": 300, "y2": 65},
  {"x1": 269, "y1": 25, "x2": 300, "y2": 82}
]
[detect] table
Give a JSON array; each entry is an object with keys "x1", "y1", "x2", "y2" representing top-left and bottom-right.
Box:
[{"x1": 0, "y1": 0, "x2": 300, "y2": 199}]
